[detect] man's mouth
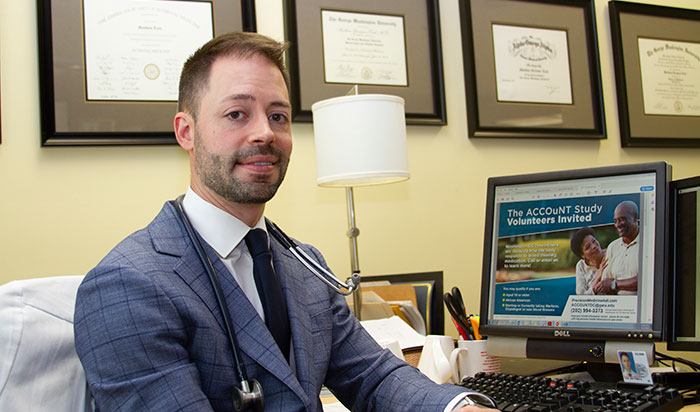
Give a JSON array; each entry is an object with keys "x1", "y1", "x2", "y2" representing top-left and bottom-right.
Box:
[{"x1": 238, "y1": 157, "x2": 278, "y2": 174}]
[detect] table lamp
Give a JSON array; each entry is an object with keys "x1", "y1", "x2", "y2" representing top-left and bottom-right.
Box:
[{"x1": 311, "y1": 92, "x2": 409, "y2": 320}]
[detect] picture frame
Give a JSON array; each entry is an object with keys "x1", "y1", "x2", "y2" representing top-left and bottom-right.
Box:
[
  {"x1": 609, "y1": 1, "x2": 700, "y2": 147},
  {"x1": 284, "y1": 0, "x2": 446, "y2": 125},
  {"x1": 362, "y1": 271, "x2": 445, "y2": 335},
  {"x1": 37, "y1": 0, "x2": 256, "y2": 146},
  {"x1": 458, "y1": 0, "x2": 606, "y2": 139}
]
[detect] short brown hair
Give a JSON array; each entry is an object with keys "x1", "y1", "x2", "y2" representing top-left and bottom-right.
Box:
[{"x1": 178, "y1": 32, "x2": 290, "y2": 117}]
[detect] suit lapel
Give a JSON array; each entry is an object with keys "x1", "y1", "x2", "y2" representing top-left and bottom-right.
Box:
[
  {"x1": 152, "y1": 202, "x2": 310, "y2": 405},
  {"x1": 151, "y1": 202, "x2": 228, "y2": 332},
  {"x1": 270, "y1": 240, "x2": 316, "y2": 406}
]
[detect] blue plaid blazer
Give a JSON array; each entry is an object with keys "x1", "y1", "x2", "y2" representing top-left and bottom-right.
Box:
[{"x1": 74, "y1": 201, "x2": 464, "y2": 411}]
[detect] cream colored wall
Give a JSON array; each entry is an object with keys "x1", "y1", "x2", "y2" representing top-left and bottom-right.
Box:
[{"x1": 1, "y1": 0, "x2": 698, "y2": 362}]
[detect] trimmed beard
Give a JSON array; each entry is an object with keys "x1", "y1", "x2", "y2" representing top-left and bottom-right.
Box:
[{"x1": 193, "y1": 131, "x2": 289, "y2": 204}]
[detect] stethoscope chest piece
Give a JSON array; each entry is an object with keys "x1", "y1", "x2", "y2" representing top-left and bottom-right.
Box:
[{"x1": 233, "y1": 379, "x2": 264, "y2": 412}]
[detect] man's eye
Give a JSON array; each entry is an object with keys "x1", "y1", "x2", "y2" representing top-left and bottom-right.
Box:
[
  {"x1": 227, "y1": 111, "x2": 242, "y2": 120},
  {"x1": 269, "y1": 113, "x2": 288, "y2": 123}
]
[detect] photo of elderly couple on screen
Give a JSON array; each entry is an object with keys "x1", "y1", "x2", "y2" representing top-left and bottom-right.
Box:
[{"x1": 491, "y1": 192, "x2": 646, "y2": 327}]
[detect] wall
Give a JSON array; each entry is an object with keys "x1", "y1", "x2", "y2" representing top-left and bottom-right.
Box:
[{"x1": 1, "y1": 0, "x2": 698, "y2": 362}]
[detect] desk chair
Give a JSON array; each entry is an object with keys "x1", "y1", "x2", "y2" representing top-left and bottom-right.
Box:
[{"x1": 0, "y1": 276, "x2": 93, "y2": 412}]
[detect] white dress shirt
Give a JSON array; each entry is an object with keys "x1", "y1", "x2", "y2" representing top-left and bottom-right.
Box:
[{"x1": 182, "y1": 188, "x2": 267, "y2": 319}]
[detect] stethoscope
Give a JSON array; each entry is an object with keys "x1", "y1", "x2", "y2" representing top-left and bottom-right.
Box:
[{"x1": 172, "y1": 195, "x2": 359, "y2": 411}]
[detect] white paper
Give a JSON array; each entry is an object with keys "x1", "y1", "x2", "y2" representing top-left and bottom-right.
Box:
[
  {"x1": 321, "y1": 10, "x2": 407, "y2": 86},
  {"x1": 492, "y1": 24, "x2": 573, "y2": 104},
  {"x1": 360, "y1": 315, "x2": 426, "y2": 349},
  {"x1": 83, "y1": 0, "x2": 214, "y2": 101},
  {"x1": 638, "y1": 38, "x2": 700, "y2": 117}
]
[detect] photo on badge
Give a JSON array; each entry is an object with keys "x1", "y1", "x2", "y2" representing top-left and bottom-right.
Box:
[{"x1": 618, "y1": 350, "x2": 653, "y2": 385}]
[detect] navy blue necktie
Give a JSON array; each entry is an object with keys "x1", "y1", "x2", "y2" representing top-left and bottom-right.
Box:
[{"x1": 245, "y1": 229, "x2": 291, "y2": 360}]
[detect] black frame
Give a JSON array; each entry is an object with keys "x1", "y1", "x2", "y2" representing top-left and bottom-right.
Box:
[
  {"x1": 362, "y1": 271, "x2": 444, "y2": 335},
  {"x1": 284, "y1": 0, "x2": 446, "y2": 125},
  {"x1": 667, "y1": 175, "x2": 700, "y2": 351},
  {"x1": 609, "y1": 1, "x2": 700, "y2": 148},
  {"x1": 459, "y1": 0, "x2": 606, "y2": 139},
  {"x1": 37, "y1": 0, "x2": 256, "y2": 146},
  {"x1": 479, "y1": 162, "x2": 670, "y2": 342}
]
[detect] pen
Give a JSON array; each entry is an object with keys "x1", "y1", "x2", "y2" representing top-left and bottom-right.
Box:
[
  {"x1": 465, "y1": 315, "x2": 475, "y2": 340},
  {"x1": 470, "y1": 315, "x2": 482, "y2": 340}
]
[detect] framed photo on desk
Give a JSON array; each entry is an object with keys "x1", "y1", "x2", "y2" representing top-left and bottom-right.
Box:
[
  {"x1": 362, "y1": 271, "x2": 444, "y2": 335},
  {"x1": 37, "y1": 0, "x2": 256, "y2": 146}
]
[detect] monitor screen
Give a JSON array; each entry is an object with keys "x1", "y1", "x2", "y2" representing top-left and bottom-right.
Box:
[
  {"x1": 479, "y1": 162, "x2": 670, "y2": 356},
  {"x1": 668, "y1": 175, "x2": 700, "y2": 351}
]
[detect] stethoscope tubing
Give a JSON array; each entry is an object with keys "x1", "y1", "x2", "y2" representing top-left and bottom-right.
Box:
[
  {"x1": 173, "y1": 196, "x2": 249, "y2": 386},
  {"x1": 266, "y1": 220, "x2": 359, "y2": 296}
]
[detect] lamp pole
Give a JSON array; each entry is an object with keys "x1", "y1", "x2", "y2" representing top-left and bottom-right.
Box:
[{"x1": 346, "y1": 187, "x2": 362, "y2": 320}]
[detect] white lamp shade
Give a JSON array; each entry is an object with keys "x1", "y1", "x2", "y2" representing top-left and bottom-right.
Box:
[{"x1": 311, "y1": 94, "x2": 410, "y2": 187}]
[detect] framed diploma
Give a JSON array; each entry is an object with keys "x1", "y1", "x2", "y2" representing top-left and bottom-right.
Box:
[
  {"x1": 284, "y1": 0, "x2": 446, "y2": 125},
  {"x1": 609, "y1": 1, "x2": 700, "y2": 147},
  {"x1": 459, "y1": 0, "x2": 605, "y2": 139},
  {"x1": 37, "y1": 0, "x2": 256, "y2": 146}
]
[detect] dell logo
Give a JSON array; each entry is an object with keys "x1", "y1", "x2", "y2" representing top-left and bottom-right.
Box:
[{"x1": 554, "y1": 330, "x2": 570, "y2": 337}]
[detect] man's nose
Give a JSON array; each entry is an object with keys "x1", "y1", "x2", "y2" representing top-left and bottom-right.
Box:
[{"x1": 248, "y1": 114, "x2": 275, "y2": 144}]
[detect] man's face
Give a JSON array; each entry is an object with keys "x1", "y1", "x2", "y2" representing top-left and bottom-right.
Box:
[
  {"x1": 189, "y1": 54, "x2": 292, "y2": 205},
  {"x1": 613, "y1": 205, "x2": 638, "y2": 239}
]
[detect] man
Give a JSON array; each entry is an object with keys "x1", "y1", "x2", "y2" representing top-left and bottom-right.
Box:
[
  {"x1": 594, "y1": 200, "x2": 639, "y2": 295},
  {"x1": 74, "y1": 32, "x2": 489, "y2": 411}
]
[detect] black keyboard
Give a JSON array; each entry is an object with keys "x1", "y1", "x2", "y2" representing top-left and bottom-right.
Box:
[{"x1": 456, "y1": 372, "x2": 684, "y2": 412}]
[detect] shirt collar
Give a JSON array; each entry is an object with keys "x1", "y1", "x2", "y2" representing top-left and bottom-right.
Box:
[
  {"x1": 182, "y1": 187, "x2": 266, "y2": 258},
  {"x1": 623, "y1": 233, "x2": 639, "y2": 248}
]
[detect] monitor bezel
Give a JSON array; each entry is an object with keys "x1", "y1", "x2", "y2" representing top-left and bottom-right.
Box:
[
  {"x1": 479, "y1": 162, "x2": 670, "y2": 342},
  {"x1": 667, "y1": 174, "x2": 700, "y2": 351}
]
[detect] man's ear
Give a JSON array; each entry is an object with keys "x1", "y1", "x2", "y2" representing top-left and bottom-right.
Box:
[{"x1": 174, "y1": 112, "x2": 194, "y2": 151}]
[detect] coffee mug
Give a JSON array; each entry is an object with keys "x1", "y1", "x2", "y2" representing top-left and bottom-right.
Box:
[
  {"x1": 417, "y1": 335, "x2": 455, "y2": 384},
  {"x1": 449, "y1": 339, "x2": 501, "y2": 382}
]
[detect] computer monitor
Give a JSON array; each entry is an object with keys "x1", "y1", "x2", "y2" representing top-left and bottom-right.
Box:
[
  {"x1": 667, "y1": 175, "x2": 700, "y2": 351},
  {"x1": 478, "y1": 162, "x2": 670, "y2": 375}
]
